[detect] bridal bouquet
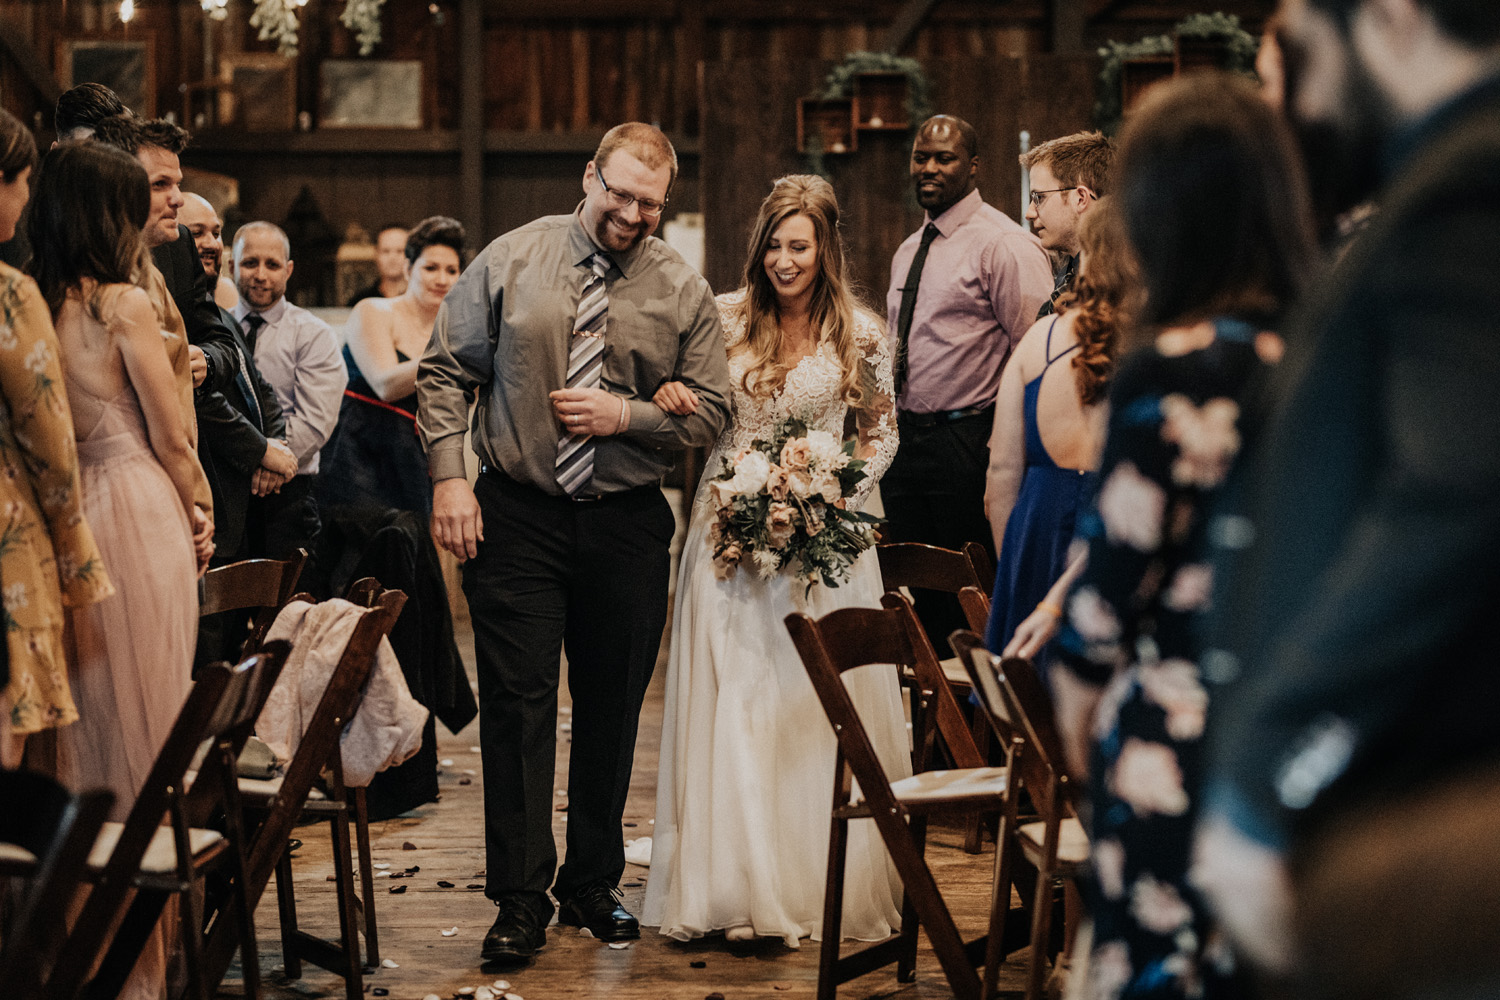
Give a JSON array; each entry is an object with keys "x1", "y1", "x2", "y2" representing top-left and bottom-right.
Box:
[{"x1": 708, "y1": 417, "x2": 882, "y2": 589}]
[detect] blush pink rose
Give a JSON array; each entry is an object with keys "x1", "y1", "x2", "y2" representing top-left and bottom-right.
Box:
[
  {"x1": 1160, "y1": 394, "x2": 1241, "y2": 488},
  {"x1": 1138, "y1": 659, "x2": 1208, "y2": 741},
  {"x1": 1129, "y1": 874, "x2": 1193, "y2": 935},
  {"x1": 780, "y1": 437, "x2": 812, "y2": 471},
  {"x1": 1098, "y1": 460, "x2": 1166, "y2": 552},
  {"x1": 1109, "y1": 737, "x2": 1189, "y2": 816}
]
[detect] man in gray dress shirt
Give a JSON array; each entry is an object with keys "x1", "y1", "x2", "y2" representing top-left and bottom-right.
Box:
[
  {"x1": 232, "y1": 221, "x2": 348, "y2": 560},
  {"x1": 418, "y1": 122, "x2": 730, "y2": 963}
]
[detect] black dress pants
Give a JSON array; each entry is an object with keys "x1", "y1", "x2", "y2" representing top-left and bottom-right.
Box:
[
  {"x1": 880, "y1": 409, "x2": 996, "y2": 656},
  {"x1": 463, "y1": 470, "x2": 673, "y2": 919}
]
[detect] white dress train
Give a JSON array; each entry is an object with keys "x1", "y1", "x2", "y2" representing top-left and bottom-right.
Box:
[{"x1": 644, "y1": 291, "x2": 910, "y2": 946}]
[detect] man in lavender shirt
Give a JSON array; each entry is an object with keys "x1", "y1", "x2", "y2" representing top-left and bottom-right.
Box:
[{"x1": 884, "y1": 114, "x2": 1053, "y2": 652}]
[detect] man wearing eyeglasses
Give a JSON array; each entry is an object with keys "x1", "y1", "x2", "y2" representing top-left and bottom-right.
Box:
[
  {"x1": 1020, "y1": 131, "x2": 1114, "y2": 319},
  {"x1": 418, "y1": 122, "x2": 730, "y2": 965},
  {"x1": 884, "y1": 114, "x2": 1053, "y2": 654}
]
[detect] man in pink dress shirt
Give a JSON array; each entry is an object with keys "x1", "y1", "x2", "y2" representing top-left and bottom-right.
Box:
[{"x1": 884, "y1": 114, "x2": 1053, "y2": 652}]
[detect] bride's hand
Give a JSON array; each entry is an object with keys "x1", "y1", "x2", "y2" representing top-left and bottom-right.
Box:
[{"x1": 653, "y1": 381, "x2": 699, "y2": 415}]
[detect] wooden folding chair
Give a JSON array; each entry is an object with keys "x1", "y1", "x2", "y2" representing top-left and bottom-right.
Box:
[
  {"x1": 204, "y1": 584, "x2": 407, "y2": 1000},
  {"x1": 0, "y1": 648, "x2": 289, "y2": 1000},
  {"x1": 877, "y1": 541, "x2": 994, "y2": 679},
  {"x1": 786, "y1": 602, "x2": 1023, "y2": 1000},
  {"x1": 966, "y1": 645, "x2": 1089, "y2": 1000},
  {"x1": 0, "y1": 770, "x2": 114, "y2": 999},
  {"x1": 199, "y1": 548, "x2": 308, "y2": 658}
]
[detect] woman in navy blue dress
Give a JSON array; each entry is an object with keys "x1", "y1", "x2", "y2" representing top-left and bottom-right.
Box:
[{"x1": 984, "y1": 200, "x2": 1134, "y2": 673}]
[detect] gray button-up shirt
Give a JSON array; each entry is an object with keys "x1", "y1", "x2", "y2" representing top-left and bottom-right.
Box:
[
  {"x1": 417, "y1": 209, "x2": 730, "y2": 495},
  {"x1": 232, "y1": 296, "x2": 347, "y2": 475}
]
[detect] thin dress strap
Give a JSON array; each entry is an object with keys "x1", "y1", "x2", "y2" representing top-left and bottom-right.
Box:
[{"x1": 1042, "y1": 315, "x2": 1081, "y2": 368}]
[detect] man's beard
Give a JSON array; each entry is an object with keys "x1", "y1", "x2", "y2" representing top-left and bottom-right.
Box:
[
  {"x1": 594, "y1": 210, "x2": 646, "y2": 252},
  {"x1": 1284, "y1": 28, "x2": 1393, "y2": 241}
]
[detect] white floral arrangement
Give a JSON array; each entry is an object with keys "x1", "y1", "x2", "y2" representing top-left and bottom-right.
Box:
[
  {"x1": 708, "y1": 416, "x2": 881, "y2": 589},
  {"x1": 340, "y1": 0, "x2": 387, "y2": 56},
  {"x1": 249, "y1": 0, "x2": 301, "y2": 57}
]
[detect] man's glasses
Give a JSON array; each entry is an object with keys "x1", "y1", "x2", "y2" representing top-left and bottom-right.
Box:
[
  {"x1": 597, "y1": 164, "x2": 668, "y2": 219},
  {"x1": 1028, "y1": 186, "x2": 1091, "y2": 208}
]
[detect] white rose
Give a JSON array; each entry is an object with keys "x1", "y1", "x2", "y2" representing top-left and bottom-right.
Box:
[
  {"x1": 812, "y1": 470, "x2": 841, "y2": 504},
  {"x1": 805, "y1": 429, "x2": 848, "y2": 470},
  {"x1": 729, "y1": 449, "x2": 772, "y2": 496}
]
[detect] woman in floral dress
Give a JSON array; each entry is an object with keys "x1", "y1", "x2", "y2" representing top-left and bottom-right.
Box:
[
  {"x1": 0, "y1": 110, "x2": 113, "y2": 765},
  {"x1": 1050, "y1": 75, "x2": 1317, "y2": 999}
]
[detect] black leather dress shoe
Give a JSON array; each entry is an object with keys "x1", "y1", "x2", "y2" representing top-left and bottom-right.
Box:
[
  {"x1": 481, "y1": 899, "x2": 547, "y2": 962},
  {"x1": 557, "y1": 881, "x2": 640, "y2": 941}
]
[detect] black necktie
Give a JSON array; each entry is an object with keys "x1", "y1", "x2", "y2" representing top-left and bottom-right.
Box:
[
  {"x1": 894, "y1": 222, "x2": 940, "y2": 397},
  {"x1": 242, "y1": 313, "x2": 266, "y2": 354}
]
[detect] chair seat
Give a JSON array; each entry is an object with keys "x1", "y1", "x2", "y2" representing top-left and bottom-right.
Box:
[
  {"x1": 88, "y1": 822, "x2": 224, "y2": 873},
  {"x1": 1017, "y1": 817, "x2": 1090, "y2": 865},
  {"x1": 237, "y1": 775, "x2": 327, "y2": 804},
  {"x1": 0, "y1": 841, "x2": 38, "y2": 865},
  {"x1": 850, "y1": 766, "x2": 1009, "y2": 815},
  {"x1": 937, "y1": 656, "x2": 977, "y2": 690}
]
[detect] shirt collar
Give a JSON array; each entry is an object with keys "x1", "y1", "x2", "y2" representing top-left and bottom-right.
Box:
[
  {"x1": 234, "y1": 295, "x2": 288, "y2": 325},
  {"x1": 925, "y1": 187, "x2": 984, "y2": 237},
  {"x1": 570, "y1": 203, "x2": 648, "y2": 278},
  {"x1": 1381, "y1": 71, "x2": 1500, "y2": 181}
]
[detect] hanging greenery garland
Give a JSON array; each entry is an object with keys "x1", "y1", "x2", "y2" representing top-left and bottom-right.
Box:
[
  {"x1": 803, "y1": 50, "x2": 933, "y2": 178},
  {"x1": 1095, "y1": 12, "x2": 1259, "y2": 134}
]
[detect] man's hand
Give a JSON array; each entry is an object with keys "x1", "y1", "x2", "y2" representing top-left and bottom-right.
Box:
[
  {"x1": 261, "y1": 438, "x2": 298, "y2": 478},
  {"x1": 652, "y1": 380, "x2": 699, "y2": 415},
  {"x1": 192, "y1": 504, "x2": 215, "y2": 576},
  {"x1": 188, "y1": 345, "x2": 208, "y2": 388},
  {"x1": 432, "y1": 477, "x2": 483, "y2": 561},
  {"x1": 1191, "y1": 816, "x2": 1296, "y2": 975},
  {"x1": 251, "y1": 467, "x2": 287, "y2": 496},
  {"x1": 550, "y1": 387, "x2": 629, "y2": 437}
]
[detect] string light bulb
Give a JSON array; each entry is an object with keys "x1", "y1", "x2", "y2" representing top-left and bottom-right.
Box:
[{"x1": 119, "y1": 0, "x2": 135, "y2": 22}]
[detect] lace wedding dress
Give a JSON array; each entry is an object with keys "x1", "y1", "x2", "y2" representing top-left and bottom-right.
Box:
[{"x1": 644, "y1": 290, "x2": 910, "y2": 945}]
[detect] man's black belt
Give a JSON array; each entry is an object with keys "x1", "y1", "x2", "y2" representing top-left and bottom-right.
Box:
[{"x1": 898, "y1": 405, "x2": 994, "y2": 428}]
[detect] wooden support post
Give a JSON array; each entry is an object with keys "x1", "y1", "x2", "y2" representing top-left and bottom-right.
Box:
[
  {"x1": 880, "y1": 0, "x2": 943, "y2": 55},
  {"x1": 1051, "y1": 0, "x2": 1086, "y2": 54},
  {"x1": 460, "y1": 0, "x2": 485, "y2": 244},
  {"x1": 0, "y1": 16, "x2": 62, "y2": 109}
]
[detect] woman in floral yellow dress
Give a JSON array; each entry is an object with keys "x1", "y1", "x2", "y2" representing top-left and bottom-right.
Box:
[{"x1": 0, "y1": 110, "x2": 113, "y2": 765}]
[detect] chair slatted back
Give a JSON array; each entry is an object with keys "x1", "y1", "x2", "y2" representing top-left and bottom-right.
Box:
[
  {"x1": 0, "y1": 771, "x2": 114, "y2": 999},
  {"x1": 878, "y1": 541, "x2": 995, "y2": 598},
  {"x1": 880, "y1": 592, "x2": 986, "y2": 769},
  {"x1": 996, "y1": 655, "x2": 1077, "y2": 819},
  {"x1": 784, "y1": 604, "x2": 918, "y2": 818},
  {"x1": 949, "y1": 629, "x2": 1016, "y2": 747},
  {"x1": 199, "y1": 549, "x2": 308, "y2": 652}
]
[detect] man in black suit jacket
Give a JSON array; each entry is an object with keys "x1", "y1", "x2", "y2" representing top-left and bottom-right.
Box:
[{"x1": 1192, "y1": 0, "x2": 1500, "y2": 977}]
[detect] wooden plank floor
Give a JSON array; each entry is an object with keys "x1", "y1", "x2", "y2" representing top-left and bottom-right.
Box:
[{"x1": 219, "y1": 497, "x2": 1034, "y2": 1000}]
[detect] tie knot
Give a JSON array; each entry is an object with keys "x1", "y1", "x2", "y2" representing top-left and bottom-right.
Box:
[
  {"x1": 922, "y1": 222, "x2": 940, "y2": 243},
  {"x1": 589, "y1": 253, "x2": 612, "y2": 279},
  {"x1": 244, "y1": 313, "x2": 265, "y2": 330}
]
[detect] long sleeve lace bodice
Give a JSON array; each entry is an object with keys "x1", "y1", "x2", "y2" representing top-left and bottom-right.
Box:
[{"x1": 693, "y1": 290, "x2": 898, "y2": 514}]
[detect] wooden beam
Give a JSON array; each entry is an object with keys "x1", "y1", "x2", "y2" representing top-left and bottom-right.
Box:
[
  {"x1": 880, "y1": 0, "x2": 944, "y2": 54},
  {"x1": 0, "y1": 14, "x2": 62, "y2": 109},
  {"x1": 459, "y1": 0, "x2": 485, "y2": 245},
  {"x1": 1051, "y1": 0, "x2": 1085, "y2": 52}
]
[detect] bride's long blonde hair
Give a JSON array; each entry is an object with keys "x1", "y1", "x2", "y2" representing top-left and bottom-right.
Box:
[{"x1": 730, "y1": 174, "x2": 868, "y2": 408}]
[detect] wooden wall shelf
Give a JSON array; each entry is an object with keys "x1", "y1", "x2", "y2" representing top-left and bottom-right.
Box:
[
  {"x1": 796, "y1": 97, "x2": 857, "y2": 155},
  {"x1": 854, "y1": 72, "x2": 909, "y2": 130}
]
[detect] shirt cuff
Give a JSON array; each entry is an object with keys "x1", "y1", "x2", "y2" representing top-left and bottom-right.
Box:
[
  {"x1": 622, "y1": 399, "x2": 663, "y2": 439},
  {"x1": 428, "y1": 440, "x2": 469, "y2": 482}
]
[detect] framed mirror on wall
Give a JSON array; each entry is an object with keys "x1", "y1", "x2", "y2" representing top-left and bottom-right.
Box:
[{"x1": 57, "y1": 36, "x2": 156, "y2": 117}]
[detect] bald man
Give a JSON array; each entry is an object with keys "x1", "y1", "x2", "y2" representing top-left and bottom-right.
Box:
[{"x1": 883, "y1": 114, "x2": 1052, "y2": 652}]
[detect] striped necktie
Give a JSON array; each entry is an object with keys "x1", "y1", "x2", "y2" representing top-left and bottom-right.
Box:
[{"x1": 556, "y1": 252, "x2": 612, "y2": 496}]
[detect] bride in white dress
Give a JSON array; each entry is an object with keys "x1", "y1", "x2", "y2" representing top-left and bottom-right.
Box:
[{"x1": 643, "y1": 174, "x2": 911, "y2": 946}]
